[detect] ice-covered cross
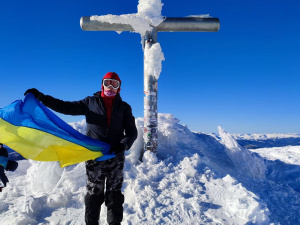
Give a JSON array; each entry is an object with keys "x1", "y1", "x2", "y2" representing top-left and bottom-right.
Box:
[{"x1": 80, "y1": 0, "x2": 220, "y2": 154}]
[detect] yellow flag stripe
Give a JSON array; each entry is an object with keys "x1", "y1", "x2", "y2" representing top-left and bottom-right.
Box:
[{"x1": 0, "y1": 118, "x2": 103, "y2": 167}]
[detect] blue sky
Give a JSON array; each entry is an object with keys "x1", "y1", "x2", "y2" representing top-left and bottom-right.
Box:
[{"x1": 1, "y1": 0, "x2": 299, "y2": 134}]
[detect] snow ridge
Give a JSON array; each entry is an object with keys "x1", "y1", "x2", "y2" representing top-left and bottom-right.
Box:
[{"x1": 218, "y1": 126, "x2": 266, "y2": 180}]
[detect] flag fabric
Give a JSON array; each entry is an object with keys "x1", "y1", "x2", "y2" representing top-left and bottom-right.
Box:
[{"x1": 0, "y1": 93, "x2": 113, "y2": 168}]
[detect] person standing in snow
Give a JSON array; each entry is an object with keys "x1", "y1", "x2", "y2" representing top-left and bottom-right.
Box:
[
  {"x1": 0, "y1": 143, "x2": 18, "y2": 191},
  {"x1": 24, "y1": 72, "x2": 138, "y2": 225}
]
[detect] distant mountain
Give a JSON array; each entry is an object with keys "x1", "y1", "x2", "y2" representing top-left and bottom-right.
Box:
[
  {"x1": 70, "y1": 119, "x2": 300, "y2": 150},
  {"x1": 232, "y1": 133, "x2": 300, "y2": 149},
  {"x1": 203, "y1": 133, "x2": 300, "y2": 149},
  {"x1": 6, "y1": 119, "x2": 300, "y2": 162}
]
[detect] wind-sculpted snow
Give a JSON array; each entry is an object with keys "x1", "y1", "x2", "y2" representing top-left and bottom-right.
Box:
[
  {"x1": 217, "y1": 126, "x2": 266, "y2": 180},
  {"x1": 0, "y1": 113, "x2": 299, "y2": 224}
]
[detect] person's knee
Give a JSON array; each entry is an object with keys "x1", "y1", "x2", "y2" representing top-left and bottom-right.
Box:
[
  {"x1": 105, "y1": 191, "x2": 124, "y2": 208},
  {"x1": 85, "y1": 192, "x2": 105, "y2": 206}
]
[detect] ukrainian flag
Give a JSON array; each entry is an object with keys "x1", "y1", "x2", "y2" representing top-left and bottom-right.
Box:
[{"x1": 0, "y1": 93, "x2": 113, "y2": 168}]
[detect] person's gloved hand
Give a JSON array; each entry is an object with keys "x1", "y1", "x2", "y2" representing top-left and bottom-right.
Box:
[
  {"x1": 6, "y1": 160, "x2": 18, "y2": 172},
  {"x1": 109, "y1": 143, "x2": 127, "y2": 155},
  {"x1": 24, "y1": 88, "x2": 41, "y2": 99}
]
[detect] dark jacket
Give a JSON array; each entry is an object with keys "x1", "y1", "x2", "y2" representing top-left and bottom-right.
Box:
[
  {"x1": 39, "y1": 92, "x2": 137, "y2": 150},
  {"x1": 0, "y1": 147, "x2": 9, "y2": 187}
]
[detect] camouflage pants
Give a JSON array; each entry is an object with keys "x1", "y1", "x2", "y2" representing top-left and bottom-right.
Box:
[{"x1": 85, "y1": 155, "x2": 125, "y2": 225}]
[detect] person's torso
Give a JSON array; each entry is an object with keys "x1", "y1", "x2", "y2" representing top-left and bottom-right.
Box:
[{"x1": 84, "y1": 95, "x2": 128, "y2": 145}]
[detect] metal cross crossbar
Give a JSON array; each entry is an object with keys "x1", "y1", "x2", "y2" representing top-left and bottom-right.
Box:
[
  {"x1": 80, "y1": 15, "x2": 220, "y2": 154},
  {"x1": 81, "y1": 17, "x2": 220, "y2": 32}
]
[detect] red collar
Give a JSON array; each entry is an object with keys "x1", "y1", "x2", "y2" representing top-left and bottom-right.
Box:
[
  {"x1": 100, "y1": 91, "x2": 117, "y2": 99},
  {"x1": 100, "y1": 92, "x2": 116, "y2": 127}
]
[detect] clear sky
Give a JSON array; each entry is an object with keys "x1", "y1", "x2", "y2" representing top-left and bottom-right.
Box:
[{"x1": 1, "y1": 0, "x2": 299, "y2": 134}]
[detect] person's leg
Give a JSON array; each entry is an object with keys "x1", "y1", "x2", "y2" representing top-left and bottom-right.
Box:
[
  {"x1": 85, "y1": 192, "x2": 104, "y2": 225},
  {"x1": 105, "y1": 155, "x2": 125, "y2": 225},
  {"x1": 85, "y1": 160, "x2": 107, "y2": 225}
]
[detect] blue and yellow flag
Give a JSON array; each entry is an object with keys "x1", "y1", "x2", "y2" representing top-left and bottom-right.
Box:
[{"x1": 0, "y1": 93, "x2": 113, "y2": 167}]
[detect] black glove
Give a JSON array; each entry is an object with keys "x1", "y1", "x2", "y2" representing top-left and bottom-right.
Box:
[
  {"x1": 109, "y1": 143, "x2": 127, "y2": 155},
  {"x1": 24, "y1": 88, "x2": 41, "y2": 99},
  {"x1": 6, "y1": 160, "x2": 18, "y2": 172}
]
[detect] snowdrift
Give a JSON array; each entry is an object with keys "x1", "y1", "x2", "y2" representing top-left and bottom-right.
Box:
[{"x1": 0, "y1": 113, "x2": 299, "y2": 225}]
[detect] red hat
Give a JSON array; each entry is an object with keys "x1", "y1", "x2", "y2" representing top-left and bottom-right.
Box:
[
  {"x1": 103, "y1": 72, "x2": 121, "y2": 82},
  {"x1": 101, "y1": 72, "x2": 121, "y2": 93}
]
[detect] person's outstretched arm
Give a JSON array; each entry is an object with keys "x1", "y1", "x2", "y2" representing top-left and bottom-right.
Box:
[{"x1": 24, "y1": 88, "x2": 89, "y2": 116}]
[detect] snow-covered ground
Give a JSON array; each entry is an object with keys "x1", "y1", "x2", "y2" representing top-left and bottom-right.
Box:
[
  {"x1": 251, "y1": 146, "x2": 300, "y2": 166},
  {"x1": 1, "y1": 113, "x2": 299, "y2": 225}
]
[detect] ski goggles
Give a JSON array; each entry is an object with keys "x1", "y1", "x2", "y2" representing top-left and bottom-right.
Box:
[{"x1": 103, "y1": 79, "x2": 120, "y2": 89}]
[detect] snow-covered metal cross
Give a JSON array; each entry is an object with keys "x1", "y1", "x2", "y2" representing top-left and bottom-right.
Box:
[{"x1": 80, "y1": 1, "x2": 220, "y2": 154}]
